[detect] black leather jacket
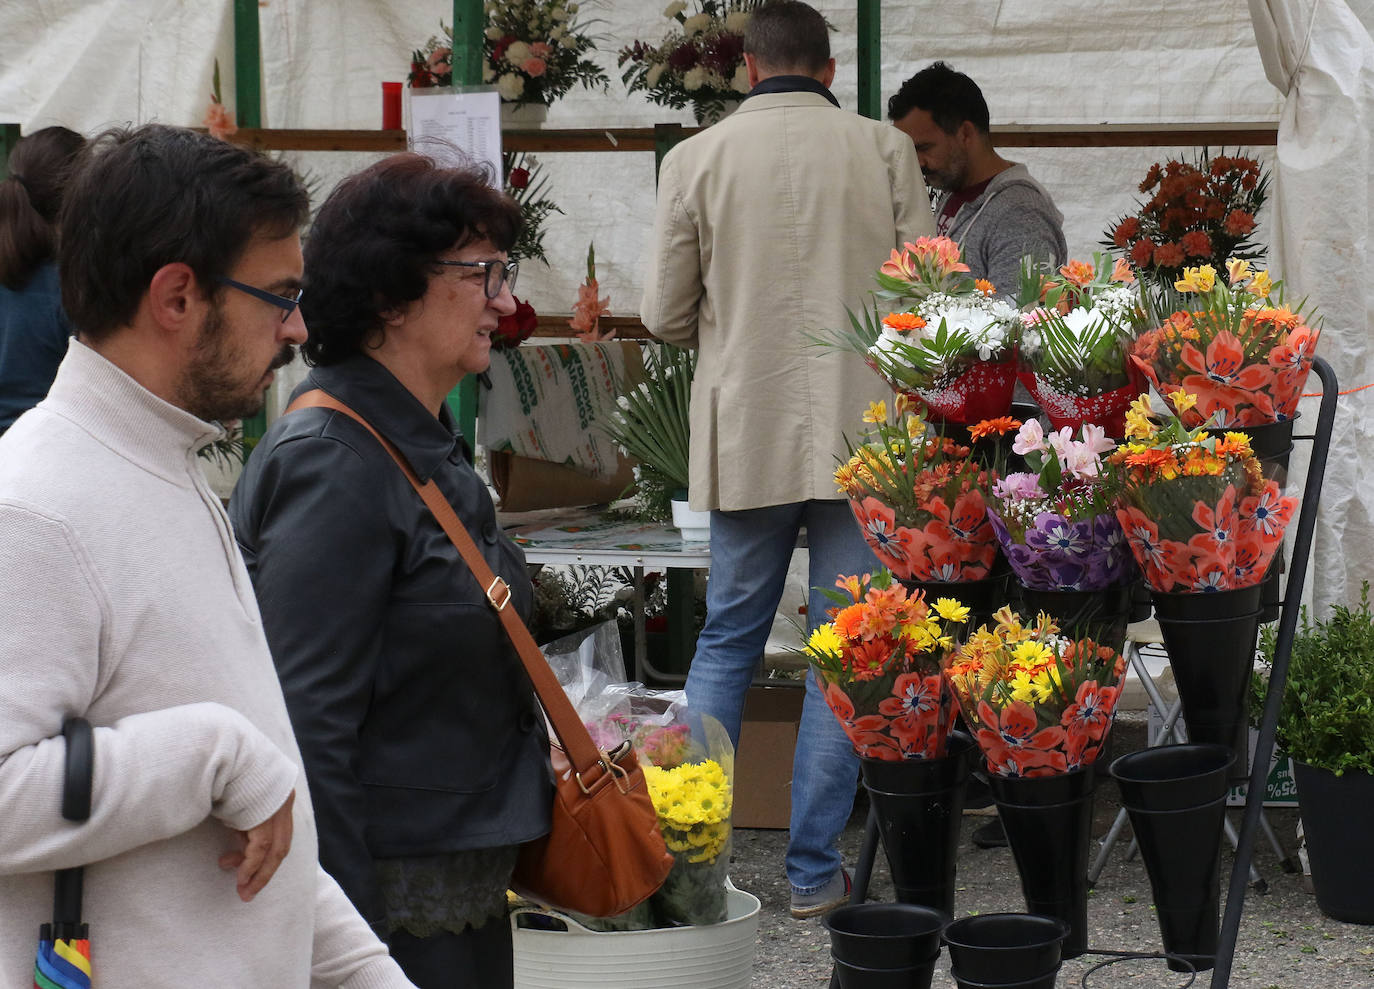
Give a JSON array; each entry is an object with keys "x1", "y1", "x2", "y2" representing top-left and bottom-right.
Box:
[{"x1": 229, "y1": 355, "x2": 552, "y2": 923}]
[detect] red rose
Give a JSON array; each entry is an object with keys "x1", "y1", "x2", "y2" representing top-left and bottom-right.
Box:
[
  {"x1": 508, "y1": 167, "x2": 530, "y2": 190},
  {"x1": 492, "y1": 296, "x2": 538, "y2": 349}
]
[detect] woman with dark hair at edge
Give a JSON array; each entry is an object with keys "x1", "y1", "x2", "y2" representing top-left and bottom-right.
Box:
[
  {"x1": 228, "y1": 152, "x2": 552, "y2": 989},
  {"x1": 0, "y1": 126, "x2": 86, "y2": 434}
]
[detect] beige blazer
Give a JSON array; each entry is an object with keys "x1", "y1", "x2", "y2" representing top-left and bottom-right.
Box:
[{"x1": 641, "y1": 91, "x2": 935, "y2": 512}]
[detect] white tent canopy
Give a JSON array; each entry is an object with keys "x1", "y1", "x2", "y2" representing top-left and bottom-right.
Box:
[{"x1": 2, "y1": 0, "x2": 1369, "y2": 611}]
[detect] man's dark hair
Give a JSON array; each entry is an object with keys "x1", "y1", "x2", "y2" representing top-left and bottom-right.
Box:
[
  {"x1": 0, "y1": 126, "x2": 87, "y2": 290},
  {"x1": 301, "y1": 153, "x2": 521, "y2": 367},
  {"x1": 58, "y1": 124, "x2": 308, "y2": 342},
  {"x1": 743, "y1": 1, "x2": 830, "y2": 75},
  {"x1": 887, "y1": 61, "x2": 991, "y2": 135}
]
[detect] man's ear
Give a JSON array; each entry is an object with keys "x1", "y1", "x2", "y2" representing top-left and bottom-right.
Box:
[
  {"x1": 744, "y1": 52, "x2": 763, "y2": 89},
  {"x1": 145, "y1": 263, "x2": 206, "y2": 334},
  {"x1": 817, "y1": 57, "x2": 836, "y2": 89},
  {"x1": 957, "y1": 120, "x2": 982, "y2": 149}
]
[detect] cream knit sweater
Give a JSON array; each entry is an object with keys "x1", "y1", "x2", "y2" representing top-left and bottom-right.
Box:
[{"x1": 0, "y1": 341, "x2": 412, "y2": 988}]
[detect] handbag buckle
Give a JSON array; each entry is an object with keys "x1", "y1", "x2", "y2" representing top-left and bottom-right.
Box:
[
  {"x1": 486, "y1": 576, "x2": 512, "y2": 611},
  {"x1": 575, "y1": 746, "x2": 635, "y2": 796}
]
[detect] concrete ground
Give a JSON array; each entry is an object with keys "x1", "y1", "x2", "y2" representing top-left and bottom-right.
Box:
[{"x1": 730, "y1": 711, "x2": 1374, "y2": 989}]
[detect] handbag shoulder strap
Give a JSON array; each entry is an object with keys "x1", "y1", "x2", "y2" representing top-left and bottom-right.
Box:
[{"x1": 284, "y1": 388, "x2": 606, "y2": 776}]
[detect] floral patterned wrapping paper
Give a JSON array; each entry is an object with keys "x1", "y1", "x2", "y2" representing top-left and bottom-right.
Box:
[
  {"x1": 795, "y1": 571, "x2": 971, "y2": 762},
  {"x1": 850, "y1": 493, "x2": 1000, "y2": 583},
  {"x1": 987, "y1": 509, "x2": 1135, "y2": 592},
  {"x1": 944, "y1": 608, "x2": 1127, "y2": 778}
]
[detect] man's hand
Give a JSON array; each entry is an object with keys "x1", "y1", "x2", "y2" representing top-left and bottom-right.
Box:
[{"x1": 218, "y1": 790, "x2": 295, "y2": 902}]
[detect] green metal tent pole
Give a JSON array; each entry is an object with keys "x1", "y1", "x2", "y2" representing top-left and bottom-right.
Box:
[
  {"x1": 451, "y1": 0, "x2": 485, "y2": 445},
  {"x1": 0, "y1": 124, "x2": 21, "y2": 179},
  {"x1": 234, "y1": 0, "x2": 269, "y2": 445},
  {"x1": 857, "y1": 0, "x2": 880, "y2": 120}
]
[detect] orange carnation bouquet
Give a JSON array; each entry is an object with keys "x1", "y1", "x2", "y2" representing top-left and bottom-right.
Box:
[{"x1": 796, "y1": 570, "x2": 970, "y2": 761}]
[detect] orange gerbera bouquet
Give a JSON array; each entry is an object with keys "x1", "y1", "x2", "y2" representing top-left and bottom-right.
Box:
[
  {"x1": 1106, "y1": 392, "x2": 1297, "y2": 593},
  {"x1": 1129, "y1": 259, "x2": 1320, "y2": 428},
  {"x1": 944, "y1": 607, "x2": 1127, "y2": 777},
  {"x1": 834, "y1": 399, "x2": 1014, "y2": 583},
  {"x1": 797, "y1": 570, "x2": 970, "y2": 760}
]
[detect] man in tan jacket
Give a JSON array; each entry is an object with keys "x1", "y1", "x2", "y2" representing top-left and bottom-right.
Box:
[{"x1": 641, "y1": 0, "x2": 935, "y2": 918}]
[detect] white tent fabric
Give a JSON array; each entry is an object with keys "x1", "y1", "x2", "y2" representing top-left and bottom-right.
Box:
[
  {"x1": 1249, "y1": 0, "x2": 1374, "y2": 614},
  {"x1": 6, "y1": 1, "x2": 1368, "y2": 609}
]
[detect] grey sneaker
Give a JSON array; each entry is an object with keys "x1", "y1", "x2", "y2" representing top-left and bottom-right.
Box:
[{"x1": 790, "y1": 869, "x2": 852, "y2": 919}]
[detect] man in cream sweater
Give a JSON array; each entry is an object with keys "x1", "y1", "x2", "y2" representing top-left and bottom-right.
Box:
[{"x1": 0, "y1": 125, "x2": 412, "y2": 987}]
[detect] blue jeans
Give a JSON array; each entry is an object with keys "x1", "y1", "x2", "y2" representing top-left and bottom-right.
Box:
[{"x1": 684, "y1": 499, "x2": 877, "y2": 894}]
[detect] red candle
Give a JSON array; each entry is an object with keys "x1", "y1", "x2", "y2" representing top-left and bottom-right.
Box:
[{"x1": 381, "y1": 82, "x2": 403, "y2": 130}]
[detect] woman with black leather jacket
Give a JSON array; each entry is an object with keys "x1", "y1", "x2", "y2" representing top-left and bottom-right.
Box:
[{"x1": 229, "y1": 153, "x2": 552, "y2": 989}]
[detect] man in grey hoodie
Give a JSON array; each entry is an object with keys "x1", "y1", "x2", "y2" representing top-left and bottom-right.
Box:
[{"x1": 889, "y1": 61, "x2": 1067, "y2": 298}]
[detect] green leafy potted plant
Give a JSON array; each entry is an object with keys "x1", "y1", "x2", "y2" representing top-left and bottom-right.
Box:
[
  {"x1": 599, "y1": 343, "x2": 701, "y2": 536},
  {"x1": 1258, "y1": 583, "x2": 1374, "y2": 923}
]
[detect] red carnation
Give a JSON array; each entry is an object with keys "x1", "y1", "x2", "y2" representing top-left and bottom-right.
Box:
[
  {"x1": 1153, "y1": 241, "x2": 1185, "y2": 268},
  {"x1": 1130, "y1": 237, "x2": 1156, "y2": 268},
  {"x1": 508, "y1": 167, "x2": 530, "y2": 190},
  {"x1": 1112, "y1": 216, "x2": 1140, "y2": 247},
  {"x1": 1223, "y1": 209, "x2": 1256, "y2": 236},
  {"x1": 1181, "y1": 230, "x2": 1213, "y2": 258}
]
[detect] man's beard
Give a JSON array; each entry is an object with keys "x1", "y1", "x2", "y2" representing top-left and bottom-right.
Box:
[{"x1": 179, "y1": 303, "x2": 295, "y2": 424}]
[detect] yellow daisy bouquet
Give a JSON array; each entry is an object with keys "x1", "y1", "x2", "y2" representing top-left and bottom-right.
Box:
[{"x1": 641, "y1": 718, "x2": 736, "y2": 926}]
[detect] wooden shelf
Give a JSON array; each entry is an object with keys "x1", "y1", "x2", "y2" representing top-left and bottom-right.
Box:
[
  {"x1": 529, "y1": 314, "x2": 651, "y2": 339},
  {"x1": 213, "y1": 121, "x2": 1279, "y2": 155}
]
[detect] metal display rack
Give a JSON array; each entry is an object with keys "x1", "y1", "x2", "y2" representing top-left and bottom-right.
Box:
[{"x1": 846, "y1": 357, "x2": 1338, "y2": 988}]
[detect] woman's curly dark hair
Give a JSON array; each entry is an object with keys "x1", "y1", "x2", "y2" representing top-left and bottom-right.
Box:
[{"x1": 301, "y1": 153, "x2": 521, "y2": 366}]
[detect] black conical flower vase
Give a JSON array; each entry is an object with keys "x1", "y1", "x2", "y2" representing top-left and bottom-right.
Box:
[
  {"x1": 1151, "y1": 584, "x2": 1263, "y2": 782},
  {"x1": 1018, "y1": 583, "x2": 1132, "y2": 653},
  {"x1": 860, "y1": 733, "x2": 975, "y2": 918},
  {"x1": 902, "y1": 560, "x2": 1012, "y2": 633},
  {"x1": 987, "y1": 767, "x2": 1096, "y2": 959},
  {"x1": 1110, "y1": 744, "x2": 1235, "y2": 972}
]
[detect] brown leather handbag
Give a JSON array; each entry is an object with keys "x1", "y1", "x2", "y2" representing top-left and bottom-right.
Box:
[{"x1": 288, "y1": 390, "x2": 673, "y2": 917}]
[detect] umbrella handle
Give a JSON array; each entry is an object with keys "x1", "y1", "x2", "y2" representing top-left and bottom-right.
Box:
[
  {"x1": 62, "y1": 718, "x2": 93, "y2": 822},
  {"x1": 53, "y1": 718, "x2": 93, "y2": 933}
]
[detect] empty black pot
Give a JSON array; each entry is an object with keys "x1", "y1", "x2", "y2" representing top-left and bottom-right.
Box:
[
  {"x1": 987, "y1": 768, "x2": 1096, "y2": 958},
  {"x1": 1151, "y1": 584, "x2": 1263, "y2": 782},
  {"x1": 1018, "y1": 583, "x2": 1131, "y2": 652},
  {"x1": 943, "y1": 912, "x2": 1070, "y2": 982},
  {"x1": 860, "y1": 733, "x2": 975, "y2": 916},
  {"x1": 1111, "y1": 744, "x2": 1235, "y2": 971},
  {"x1": 949, "y1": 968, "x2": 1061, "y2": 989},
  {"x1": 824, "y1": 903, "x2": 948, "y2": 969},
  {"x1": 832, "y1": 954, "x2": 940, "y2": 989}
]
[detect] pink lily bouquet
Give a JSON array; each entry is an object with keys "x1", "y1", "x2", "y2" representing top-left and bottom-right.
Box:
[{"x1": 987, "y1": 420, "x2": 1134, "y2": 593}]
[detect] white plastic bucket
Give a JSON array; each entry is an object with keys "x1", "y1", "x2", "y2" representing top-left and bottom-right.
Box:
[{"x1": 512, "y1": 885, "x2": 760, "y2": 989}]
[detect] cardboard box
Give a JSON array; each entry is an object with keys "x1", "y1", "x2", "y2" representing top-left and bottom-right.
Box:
[{"x1": 733, "y1": 685, "x2": 805, "y2": 829}]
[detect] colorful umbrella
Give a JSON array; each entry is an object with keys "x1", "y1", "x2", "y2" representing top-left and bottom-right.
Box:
[{"x1": 34, "y1": 719, "x2": 93, "y2": 989}]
